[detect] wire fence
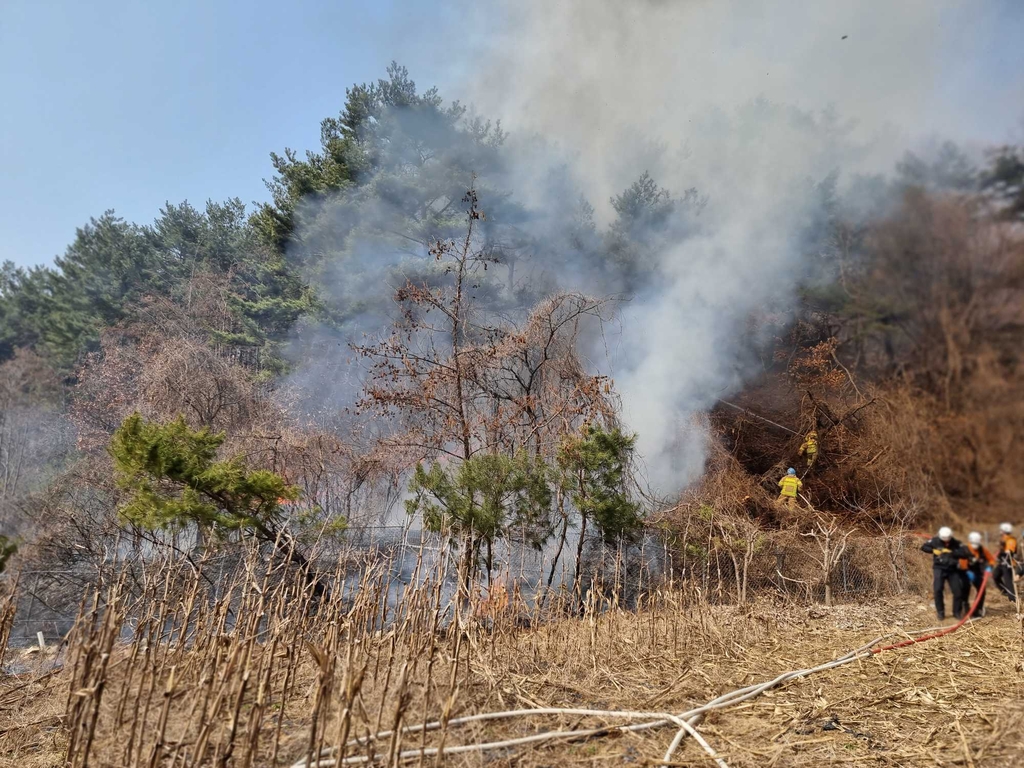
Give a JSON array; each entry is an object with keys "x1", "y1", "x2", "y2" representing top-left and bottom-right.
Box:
[
  {"x1": 2, "y1": 522, "x2": 944, "y2": 648},
  {"x1": 660, "y1": 532, "x2": 932, "y2": 604}
]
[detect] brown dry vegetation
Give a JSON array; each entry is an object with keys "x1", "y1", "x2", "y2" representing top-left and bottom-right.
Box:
[
  {"x1": 1, "y1": 551, "x2": 1022, "y2": 768},
  {"x1": 688, "y1": 189, "x2": 1024, "y2": 541},
  {"x1": 1, "y1": 53, "x2": 1023, "y2": 766}
]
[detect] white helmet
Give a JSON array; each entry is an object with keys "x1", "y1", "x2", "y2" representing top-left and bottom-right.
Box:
[
  {"x1": 1000, "y1": 522, "x2": 1013, "y2": 534},
  {"x1": 968, "y1": 532, "x2": 982, "y2": 545},
  {"x1": 938, "y1": 526, "x2": 953, "y2": 541}
]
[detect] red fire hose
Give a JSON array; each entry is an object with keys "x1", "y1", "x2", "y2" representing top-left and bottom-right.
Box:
[{"x1": 870, "y1": 569, "x2": 990, "y2": 654}]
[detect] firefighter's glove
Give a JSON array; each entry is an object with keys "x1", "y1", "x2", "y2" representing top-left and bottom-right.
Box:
[
  {"x1": 985, "y1": 566, "x2": 993, "y2": 573},
  {"x1": 966, "y1": 570, "x2": 976, "y2": 584}
]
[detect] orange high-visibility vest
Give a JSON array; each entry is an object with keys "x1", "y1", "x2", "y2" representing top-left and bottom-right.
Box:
[{"x1": 961, "y1": 544, "x2": 996, "y2": 570}]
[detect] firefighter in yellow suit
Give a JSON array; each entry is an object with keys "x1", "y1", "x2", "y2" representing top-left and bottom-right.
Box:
[
  {"x1": 799, "y1": 430, "x2": 818, "y2": 468},
  {"x1": 778, "y1": 468, "x2": 802, "y2": 509}
]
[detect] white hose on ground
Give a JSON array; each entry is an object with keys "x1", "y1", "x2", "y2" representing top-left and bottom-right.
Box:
[
  {"x1": 289, "y1": 642, "x2": 880, "y2": 768},
  {"x1": 290, "y1": 708, "x2": 719, "y2": 768},
  {"x1": 718, "y1": 400, "x2": 799, "y2": 435},
  {"x1": 291, "y1": 619, "x2": 972, "y2": 768},
  {"x1": 661, "y1": 714, "x2": 729, "y2": 768}
]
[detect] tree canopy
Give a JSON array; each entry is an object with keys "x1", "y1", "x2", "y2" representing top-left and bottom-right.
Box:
[{"x1": 110, "y1": 413, "x2": 299, "y2": 537}]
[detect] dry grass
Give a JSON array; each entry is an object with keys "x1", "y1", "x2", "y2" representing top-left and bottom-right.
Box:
[
  {"x1": 1, "y1": 549, "x2": 1022, "y2": 768},
  {"x1": 670, "y1": 598, "x2": 1024, "y2": 767}
]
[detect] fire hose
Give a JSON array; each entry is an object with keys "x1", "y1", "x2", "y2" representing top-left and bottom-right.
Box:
[
  {"x1": 293, "y1": 572, "x2": 991, "y2": 768},
  {"x1": 870, "y1": 568, "x2": 990, "y2": 653}
]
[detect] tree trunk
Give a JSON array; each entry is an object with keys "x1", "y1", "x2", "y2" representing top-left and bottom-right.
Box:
[
  {"x1": 451, "y1": 208, "x2": 475, "y2": 463},
  {"x1": 572, "y1": 514, "x2": 588, "y2": 607},
  {"x1": 459, "y1": 530, "x2": 476, "y2": 604},
  {"x1": 742, "y1": 545, "x2": 752, "y2": 605},
  {"x1": 545, "y1": 504, "x2": 570, "y2": 595},
  {"x1": 822, "y1": 533, "x2": 832, "y2": 605},
  {"x1": 485, "y1": 538, "x2": 494, "y2": 586},
  {"x1": 728, "y1": 549, "x2": 743, "y2": 604}
]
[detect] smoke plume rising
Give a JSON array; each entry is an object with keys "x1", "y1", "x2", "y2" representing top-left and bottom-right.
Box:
[
  {"x1": 290, "y1": 0, "x2": 1015, "y2": 496},
  {"x1": 445, "y1": 0, "x2": 1011, "y2": 493}
]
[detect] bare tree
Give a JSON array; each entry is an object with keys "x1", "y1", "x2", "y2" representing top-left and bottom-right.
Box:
[
  {"x1": 803, "y1": 516, "x2": 853, "y2": 606},
  {"x1": 0, "y1": 350, "x2": 67, "y2": 552},
  {"x1": 356, "y1": 191, "x2": 621, "y2": 591}
]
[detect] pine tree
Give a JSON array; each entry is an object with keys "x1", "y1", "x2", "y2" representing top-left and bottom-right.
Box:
[
  {"x1": 405, "y1": 451, "x2": 552, "y2": 587},
  {"x1": 981, "y1": 145, "x2": 1024, "y2": 221},
  {"x1": 555, "y1": 424, "x2": 642, "y2": 597},
  {"x1": 109, "y1": 414, "x2": 318, "y2": 571}
]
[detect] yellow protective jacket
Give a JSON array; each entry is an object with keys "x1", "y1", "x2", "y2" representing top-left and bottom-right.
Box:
[
  {"x1": 778, "y1": 475, "x2": 802, "y2": 498},
  {"x1": 799, "y1": 436, "x2": 818, "y2": 455}
]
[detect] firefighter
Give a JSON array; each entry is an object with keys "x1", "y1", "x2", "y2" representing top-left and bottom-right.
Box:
[
  {"x1": 994, "y1": 522, "x2": 1019, "y2": 602},
  {"x1": 921, "y1": 526, "x2": 970, "y2": 620},
  {"x1": 777, "y1": 468, "x2": 802, "y2": 509},
  {"x1": 961, "y1": 531, "x2": 996, "y2": 618},
  {"x1": 1018, "y1": 525, "x2": 1024, "y2": 579},
  {"x1": 798, "y1": 430, "x2": 819, "y2": 468}
]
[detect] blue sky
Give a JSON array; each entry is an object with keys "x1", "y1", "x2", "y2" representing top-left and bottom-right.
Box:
[
  {"x1": 0, "y1": 0, "x2": 461, "y2": 267},
  {"x1": 1, "y1": 0, "x2": 1021, "y2": 268}
]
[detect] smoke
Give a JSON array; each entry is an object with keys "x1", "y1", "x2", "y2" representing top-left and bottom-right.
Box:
[
  {"x1": 441, "y1": 0, "x2": 1007, "y2": 493},
  {"x1": 462, "y1": 0, "x2": 1001, "y2": 176},
  {"x1": 287, "y1": 0, "x2": 1014, "y2": 496}
]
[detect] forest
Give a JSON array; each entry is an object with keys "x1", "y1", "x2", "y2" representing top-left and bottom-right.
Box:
[{"x1": 2, "y1": 63, "x2": 1024, "y2": 766}]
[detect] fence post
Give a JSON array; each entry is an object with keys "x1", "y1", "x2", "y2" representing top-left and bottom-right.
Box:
[
  {"x1": 19, "y1": 573, "x2": 42, "y2": 645},
  {"x1": 774, "y1": 549, "x2": 786, "y2": 595}
]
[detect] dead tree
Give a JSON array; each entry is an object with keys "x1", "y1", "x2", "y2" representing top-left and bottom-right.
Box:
[{"x1": 803, "y1": 516, "x2": 852, "y2": 606}]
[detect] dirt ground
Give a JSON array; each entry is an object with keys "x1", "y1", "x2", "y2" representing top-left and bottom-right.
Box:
[{"x1": 2, "y1": 591, "x2": 1022, "y2": 767}]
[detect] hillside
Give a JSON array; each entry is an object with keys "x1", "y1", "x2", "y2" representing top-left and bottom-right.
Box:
[{"x1": 2, "y1": 60, "x2": 1024, "y2": 768}]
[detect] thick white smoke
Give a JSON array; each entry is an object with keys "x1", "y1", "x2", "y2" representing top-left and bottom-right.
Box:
[
  {"x1": 440, "y1": 0, "x2": 1002, "y2": 494},
  {"x1": 286, "y1": 0, "x2": 1017, "y2": 498}
]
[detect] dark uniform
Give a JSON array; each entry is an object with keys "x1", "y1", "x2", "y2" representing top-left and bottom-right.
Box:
[
  {"x1": 960, "y1": 544, "x2": 995, "y2": 617},
  {"x1": 994, "y1": 533, "x2": 1019, "y2": 602},
  {"x1": 921, "y1": 536, "x2": 970, "y2": 619}
]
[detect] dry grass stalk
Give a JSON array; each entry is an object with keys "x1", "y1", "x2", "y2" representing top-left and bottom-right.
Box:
[{"x1": 1, "y1": 536, "x2": 1022, "y2": 767}]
